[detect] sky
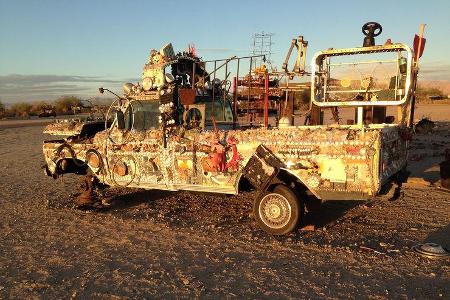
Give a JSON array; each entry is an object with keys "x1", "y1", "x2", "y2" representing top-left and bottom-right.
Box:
[{"x1": 1, "y1": 0, "x2": 449, "y2": 103}]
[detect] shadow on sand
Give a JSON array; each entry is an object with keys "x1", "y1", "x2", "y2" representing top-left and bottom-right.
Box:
[
  {"x1": 106, "y1": 189, "x2": 173, "y2": 210},
  {"x1": 425, "y1": 223, "x2": 450, "y2": 249},
  {"x1": 408, "y1": 121, "x2": 449, "y2": 185}
]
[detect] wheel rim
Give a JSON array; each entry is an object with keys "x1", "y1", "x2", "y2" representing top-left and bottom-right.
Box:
[{"x1": 258, "y1": 193, "x2": 292, "y2": 229}]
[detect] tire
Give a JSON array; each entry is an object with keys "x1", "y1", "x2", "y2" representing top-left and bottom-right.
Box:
[{"x1": 253, "y1": 184, "x2": 303, "y2": 235}]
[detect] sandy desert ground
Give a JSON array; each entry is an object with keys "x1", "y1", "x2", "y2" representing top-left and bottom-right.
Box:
[{"x1": 0, "y1": 103, "x2": 449, "y2": 298}]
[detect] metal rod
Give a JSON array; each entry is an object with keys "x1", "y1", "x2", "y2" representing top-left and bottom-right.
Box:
[
  {"x1": 203, "y1": 54, "x2": 264, "y2": 63},
  {"x1": 235, "y1": 58, "x2": 240, "y2": 126},
  {"x1": 326, "y1": 89, "x2": 383, "y2": 94},
  {"x1": 357, "y1": 106, "x2": 363, "y2": 126},
  {"x1": 192, "y1": 61, "x2": 196, "y2": 90},
  {"x1": 284, "y1": 77, "x2": 289, "y2": 116},
  {"x1": 264, "y1": 72, "x2": 269, "y2": 128},
  {"x1": 409, "y1": 23, "x2": 426, "y2": 128},
  {"x1": 324, "y1": 57, "x2": 330, "y2": 102},
  {"x1": 223, "y1": 61, "x2": 228, "y2": 120},
  {"x1": 233, "y1": 76, "x2": 237, "y2": 128},
  {"x1": 207, "y1": 56, "x2": 236, "y2": 78},
  {"x1": 282, "y1": 39, "x2": 296, "y2": 72},
  {"x1": 248, "y1": 57, "x2": 252, "y2": 123},
  {"x1": 212, "y1": 60, "x2": 216, "y2": 118},
  {"x1": 328, "y1": 59, "x2": 398, "y2": 67}
]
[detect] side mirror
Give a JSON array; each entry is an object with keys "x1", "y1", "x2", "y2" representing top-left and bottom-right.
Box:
[
  {"x1": 99, "y1": 87, "x2": 105, "y2": 94},
  {"x1": 116, "y1": 110, "x2": 125, "y2": 130}
]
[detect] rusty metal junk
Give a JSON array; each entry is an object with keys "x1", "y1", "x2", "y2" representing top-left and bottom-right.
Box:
[
  {"x1": 414, "y1": 118, "x2": 435, "y2": 134},
  {"x1": 76, "y1": 175, "x2": 99, "y2": 207},
  {"x1": 412, "y1": 243, "x2": 450, "y2": 259}
]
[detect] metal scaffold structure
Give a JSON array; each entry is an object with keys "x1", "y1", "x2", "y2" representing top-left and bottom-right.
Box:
[
  {"x1": 251, "y1": 32, "x2": 275, "y2": 70},
  {"x1": 231, "y1": 32, "x2": 279, "y2": 126},
  {"x1": 234, "y1": 33, "x2": 311, "y2": 127}
]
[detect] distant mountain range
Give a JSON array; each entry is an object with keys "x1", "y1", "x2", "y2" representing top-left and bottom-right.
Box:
[{"x1": 2, "y1": 79, "x2": 449, "y2": 107}]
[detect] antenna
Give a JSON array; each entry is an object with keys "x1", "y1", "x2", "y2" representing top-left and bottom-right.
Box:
[{"x1": 251, "y1": 32, "x2": 274, "y2": 70}]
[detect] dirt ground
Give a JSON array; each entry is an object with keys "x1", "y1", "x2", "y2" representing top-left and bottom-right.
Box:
[{"x1": 0, "y1": 103, "x2": 449, "y2": 299}]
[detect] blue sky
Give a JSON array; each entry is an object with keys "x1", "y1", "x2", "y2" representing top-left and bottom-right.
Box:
[{"x1": 1, "y1": 0, "x2": 449, "y2": 102}]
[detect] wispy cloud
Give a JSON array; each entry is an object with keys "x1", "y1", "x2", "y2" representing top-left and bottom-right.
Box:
[
  {"x1": 0, "y1": 84, "x2": 91, "y2": 94},
  {"x1": 0, "y1": 74, "x2": 125, "y2": 103},
  {"x1": 197, "y1": 48, "x2": 249, "y2": 53},
  {"x1": 0, "y1": 74, "x2": 122, "y2": 85},
  {"x1": 420, "y1": 62, "x2": 450, "y2": 81}
]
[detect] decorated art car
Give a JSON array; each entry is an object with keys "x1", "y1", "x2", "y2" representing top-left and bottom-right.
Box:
[{"x1": 42, "y1": 23, "x2": 424, "y2": 235}]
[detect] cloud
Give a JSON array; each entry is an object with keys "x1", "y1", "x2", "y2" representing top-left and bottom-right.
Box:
[
  {"x1": 0, "y1": 84, "x2": 91, "y2": 94},
  {"x1": 0, "y1": 74, "x2": 123, "y2": 85},
  {"x1": 197, "y1": 48, "x2": 248, "y2": 53},
  {"x1": 0, "y1": 74, "x2": 126, "y2": 103},
  {"x1": 121, "y1": 78, "x2": 141, "y2": 83},
  {"x1": 420, "y1": 62, "x2": 450, "y2": 81}
]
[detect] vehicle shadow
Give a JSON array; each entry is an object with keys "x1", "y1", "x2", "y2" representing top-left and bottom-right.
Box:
[
  {"x1": 99, "y1": 187, "x2": 368, "y2": 237},
  {"x1": 104, "y1": 188, "x2": 174, "y2": 210},
  {"x1": 303, "y1": 198, "x2": 363, "y2": 230}
]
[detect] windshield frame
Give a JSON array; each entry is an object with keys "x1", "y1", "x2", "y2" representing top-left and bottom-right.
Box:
[
  {"x1": 123, "y1": 100, "x2": 161, "y2": 131},
  {"x1": 310, "y1": 44, "x2": 413, "y2": 108}
]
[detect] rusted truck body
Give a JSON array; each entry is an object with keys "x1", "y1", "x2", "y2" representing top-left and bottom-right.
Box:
[{"x1": 43, "y1": 28, "x2": 418, "y2": 234}]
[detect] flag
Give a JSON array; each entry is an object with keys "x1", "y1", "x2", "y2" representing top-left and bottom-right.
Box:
[{"x1": 413, "y1": 34, "x2": 426, "y2": 58}]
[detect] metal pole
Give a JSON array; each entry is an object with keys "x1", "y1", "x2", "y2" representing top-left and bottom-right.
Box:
[
  {"x1": 206, "y1": 56, "x2": 236, "y2": 78},
  {"x1": 203, "y1": 54, "x2": 263, "y2": 63},
  {"x1": 235, "y1": 58, "x2": 240, "y2": 125},
  {"x1": 233, "y1": 76, "x2": 237, "y2": 128},
  {"x1": 224, "y1": 62, "x2": 228, "y2": 102},
  {"x1": 212, "y1": 61, "x2": 216, "y2": 118},
  {"x1": 223, "y1": 60, "x2": 228, "y2": 120},
  {"x1": 357, "y1": 106, "x2": 363, "y2": 126},
  {"x1": 192, "y1": 61, "x2": 196, "y2": 90},
  {"x1": 248, "y1": 57, "x2": 252, "y2": 123},
  {"x1": 264, "y1": 72, "x2": 269, "y2": 128},
  {"x1": 409, "y1": 24, "x2": 426, "y2": 128}
]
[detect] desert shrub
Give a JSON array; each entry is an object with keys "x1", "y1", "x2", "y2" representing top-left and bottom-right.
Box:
[
  {"x1": 415, "y1": 87, "x2": 444, "y2": 102},
  {"x1": 9, "y1": 102, "x2": 32, "y2": 117},
  {"x1": 54, "y1": 96, "x2": 81, "y2": 114},
  {"x1": 0, "y1": 101, "x2": 4, "y2": 117},
  {"x1": 29, "y1": 101, "x2": 52, "y2": 115},
  {"x1": 25, "y1": 101, "x2": 53, "y2": 116}
]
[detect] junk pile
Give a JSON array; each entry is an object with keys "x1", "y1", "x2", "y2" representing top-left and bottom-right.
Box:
[
  {"x1": 413, "y1": 243, "x2": 450, "y2": 259},
  {"x1": 414, "y1": 117, "x2": 435, "y2": 134}
]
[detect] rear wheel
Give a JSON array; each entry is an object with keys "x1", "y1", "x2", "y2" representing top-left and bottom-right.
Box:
[{"x1": 253, "y1": 184, "x2": 303, "y2": 235}]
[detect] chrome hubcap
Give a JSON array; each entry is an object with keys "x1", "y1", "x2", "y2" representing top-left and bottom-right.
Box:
[{"x1": 259, "y1": 193, "x2": 292, "y2": 229}]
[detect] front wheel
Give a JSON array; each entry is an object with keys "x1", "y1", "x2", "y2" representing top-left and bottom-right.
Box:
[{"x1": 253, "y1": 184, "x2": 303, "y2": 235}]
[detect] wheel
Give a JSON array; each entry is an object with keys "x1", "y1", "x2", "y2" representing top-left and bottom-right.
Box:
[{"x1": 253, "y1": 184, "x2": 303, "y2": 235}]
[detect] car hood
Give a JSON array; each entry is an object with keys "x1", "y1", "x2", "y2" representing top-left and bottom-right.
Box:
[{"x1": 44, "y1": 120, "x2": 86, "y2": 136}]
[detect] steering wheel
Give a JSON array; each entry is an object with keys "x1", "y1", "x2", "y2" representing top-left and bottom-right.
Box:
[{"x1": 362, "y1": 22, "x2": 382, "y2": 37}]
